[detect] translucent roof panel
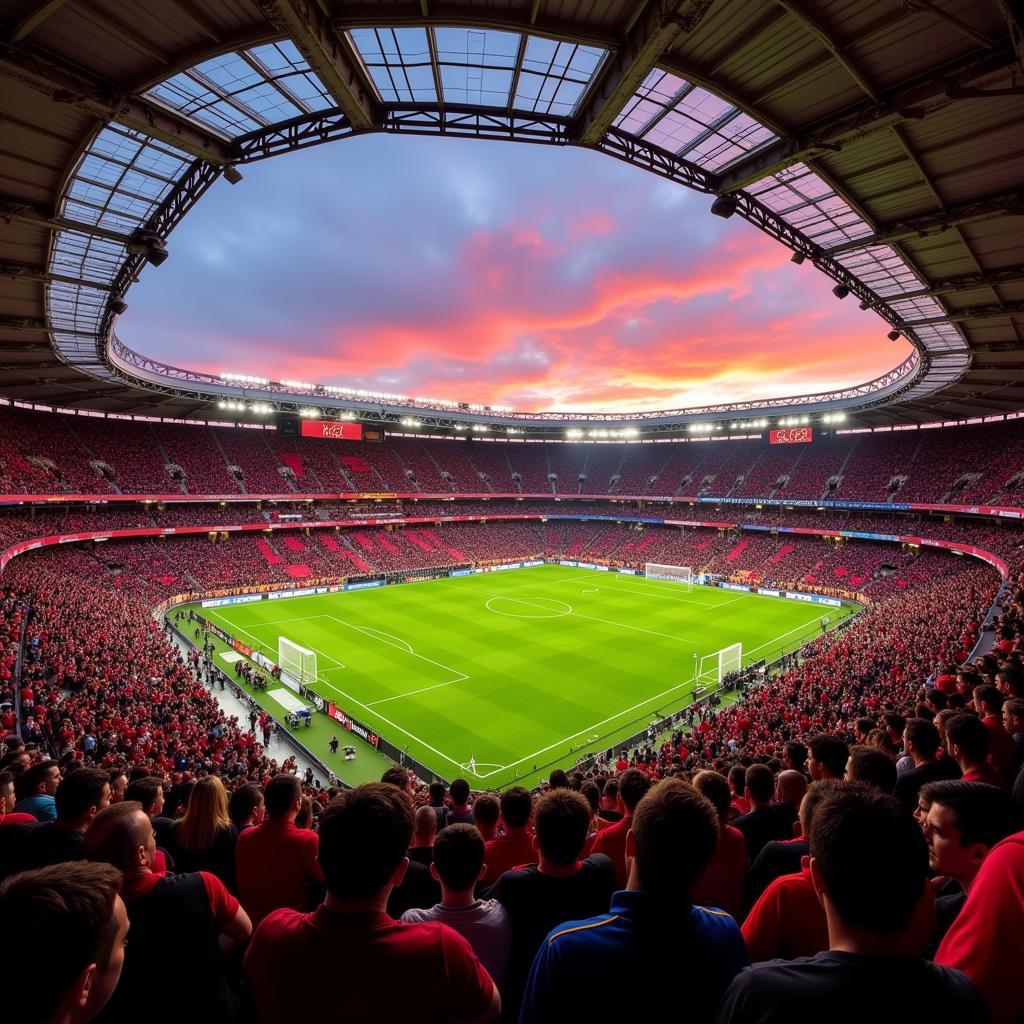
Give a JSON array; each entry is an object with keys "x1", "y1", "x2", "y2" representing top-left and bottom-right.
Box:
[
  {"x1": 144, "y1": 44, "x2": 333, "y2": 139},
  {"x1": 513, "y1": 37, "x2": 606, "y2": 116},
  {"x1": 349, "y1": 27, "x2": 437, "y2": 104},
  {"x1": 746, "y1": 164, "x2": 873, "y2": 249},
  {"x1": 348, "y1": 26, "x2": 605, "y2": 114},
  {"x1": 834, "y1": 245, "x2": 924, "y2": 298},
  {"x1": 613, "y1": 70, "x2": 777, "y2": 171}
]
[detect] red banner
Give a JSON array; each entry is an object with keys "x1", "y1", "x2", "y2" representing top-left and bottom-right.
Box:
[
  {"x1": 326, "y1": 703, "x2": 379, "y2": 748},
  {"x1": 769, "y1": 427, "x2": 813, "y2": 445},
  {"x1": 300, "y1": 421, "x2": 363, "y2": 441}
]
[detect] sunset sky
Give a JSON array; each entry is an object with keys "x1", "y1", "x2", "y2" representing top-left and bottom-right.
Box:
[{"x1": 122, "y1": 133, "x2": 910, "y2": 413}]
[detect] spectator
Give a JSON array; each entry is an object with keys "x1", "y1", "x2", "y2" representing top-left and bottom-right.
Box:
[
  {"x1": 728, "y1": 765, "x2": 750, "y2": 816},
  {"x1": 13, "y1": 759, "x2": 60, "y2": 821},
  {"x1": 428, "y1": 780, "x2": 450, "y2": 829},
  {"x1": 1004, "y1": 697, "x2": 1024, "y2": 780},
  {"x1": 227, "y1": 782, "x2": 264, "y2": 833},
  {"x1": 589, "y1": 768, "x2": 651, "y2": 887},
  {"x1": 807, "y1": 734, "x2": 849, "y2": 781},
  {"x1": 920, "y1": 780, "x2": 1014, "y2": 947},
  {"x1": 946, "y1": 714, "x2": 1005, "y2": 787},
  {"x1": 244, "y1": 784, "x2": 499, "y2": 1024},
  {"x1": 472, "y1": 793, "x2": 501, "y2": 842},
  {"x1": 775, "y1": 768, "x2": 808, "y2": 821},
  {"x1": 85, "y1": 802, "x2": 251, "y2": 1024},
  {"x1": 402, "y1": 824, "x2": 512, "y2": 988},
  {"x1": 1, "y1": 862, "x2": 128, "y2": 1024},
  {"x1": 380, "y1": 766, "x2": 416, "y2": 797},
  {"x1": 483, "y1": 786, "x2": 535, "y2": 883},
  {"x1": 107, "y1": 770, "x2": 128, "y2": 805},
  {"x1": 123, "y1": 776, "x2": 173, "y2": 874},
  {"x1": 782, "y1": 741, "x2": 808, "y2": 775},
  {"x1": 893, "y1": 718, "x2": 959, "y2": 810},
  {"x1": 720, "y1": 789, "x2": 986, "y2": 1023},
  {"x1": 409, "y1": 804, "x2": 438, "y2": 868},
  {"x1": 21, "y1": 768, "x2": 110, "y2": 870},
  {"x1": 0, "y1": 770, "x2": 36, "y2": 825},
  {"x1": 168, "y1": 775, "x2": 238, "y2": 888},
  {"x1": 974, "y1": 685, "x2": 1016, "y2": 781},
  {"x1": 732, "y1": 765, "x2": 795, "y2": 861},
  {"x1": 691, "y1": 769, "x2": 749, "y2": 921},
  {"x1": 449, "y1": 778, "x2": 474, "y2": 824},
  {"x1": 489, "y1": 789, "x2": 616, "y2": 1017},
  {"x1": 747, "y1": 780, "x2": 843, "y2": 907},
  {"x1": 844, "y1": 745, "x2": 897, "y2": 793},
  {"x1": 236, "y1": 774, "x2": 323, "y2": 925},
  {"x1": 936, "y1": 831, "x2": 1024, "y2": 1024},
  {"x1": 520, "y1": 779, "x2": 746, "y2": 1021}
]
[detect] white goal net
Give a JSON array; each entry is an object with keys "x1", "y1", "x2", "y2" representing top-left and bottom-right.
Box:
[
  {"x1": 696, "y1": 642, "x2": 742, "y2": 689},
  {"x1": 278, "y1": 636, "x2": 317, "y2": 685},
  {"x1": 644, "y1": 563, "x2": 693, "y2": 590}
]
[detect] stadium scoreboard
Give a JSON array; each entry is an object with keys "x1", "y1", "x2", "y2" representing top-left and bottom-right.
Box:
[{"x1": 769, "y1": 427, "x2": 813, "y2": 445}]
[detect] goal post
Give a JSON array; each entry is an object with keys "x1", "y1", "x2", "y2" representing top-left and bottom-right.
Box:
[
  {"x1": 278, "y1": 636, "x2": 317, "y2": 685},
  {"x1": 696, "y1": 642, "x2": 743, "y2": 689},
  {"x1": 644, "y1": 563, "x2": 693, "y2": 590}
]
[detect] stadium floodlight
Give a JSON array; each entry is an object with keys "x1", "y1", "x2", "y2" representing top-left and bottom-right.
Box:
[
  {"x1": 790, "y1": 251, "x2": 806, "y2": 265},
  {"x1": 223, "y1": 164, "x2": 243, "y2": 185},
  {"x1": 299, "y1": 408, "x2": 319, "y2": 418},
  {"x1": 859, "y1": 299, "x2": 872, "y2": 310},
  {"x1": 710, "y1": 195, "x2": 738, "y2": 219},
  {"x1": 565, "y1": 428, "x2": 584, "y2": 438},
  {"x1": 832, "y1": 284, "x2": 850, "y2": 299},
  {"x1": 109, "y1": 295, "x2": 128, "y2": 315},
  {"x1": 127, "y1": 228, "x2": 169, "y2": 267},
  {"x1": 887, "y1": 329, "x2": 901, "y2": 341}
]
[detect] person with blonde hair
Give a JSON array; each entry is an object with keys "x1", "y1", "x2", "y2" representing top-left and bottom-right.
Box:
[{"x1": 168, "y1": 775, "x2": 238, "y2": 889}]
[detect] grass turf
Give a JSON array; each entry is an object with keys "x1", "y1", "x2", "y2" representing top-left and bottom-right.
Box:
[{"x1": 185, "y1": 565, "x2": 854, "y2": 790}]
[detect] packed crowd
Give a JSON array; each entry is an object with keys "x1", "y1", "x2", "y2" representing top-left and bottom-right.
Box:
[{"x1": 2, "y1": 403, "x2": 1024, "y2": 504}]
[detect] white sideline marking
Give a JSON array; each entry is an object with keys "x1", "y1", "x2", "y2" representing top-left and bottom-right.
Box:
[
  {"x1": 743, "y1": 612, "x2": 843, "y2": 659},
  {"x1": 205, "y1": 610, "x2": 347, "y2": 671}
]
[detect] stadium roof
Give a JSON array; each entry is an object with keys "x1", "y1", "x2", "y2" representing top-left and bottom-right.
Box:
[{"x1": 1, "y1": 0, "x2": 1022, "y2": 436}]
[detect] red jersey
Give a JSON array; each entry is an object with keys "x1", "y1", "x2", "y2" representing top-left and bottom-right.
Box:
[
  {"x1": 245, "y1": 907, "x2": 494, "y2": 1024},
  {"x1": 483, "y1": 830, "x2": 536, "y2": 883},
  {"x1": 691, "y1": 824, "x2": 748, "y2": 922},
  {"x1": 589, "y1": 815, "x2": 632, "y2": 889},
  {"x1": 936, "y1": 832, "x2": 1024, "y2": 1024},
  {"x1": 236, "y1": 818, "x2": 324, "y2": 925},
  {"x1": 742, "y1": 862, "x2": 827, "y2": 963}
]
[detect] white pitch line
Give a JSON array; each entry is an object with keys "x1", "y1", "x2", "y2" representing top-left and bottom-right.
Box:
[
  {"x1": 743, "y1": 612, "x2": 847, "y2": 659},
  {"x1": 367, "y1": 674, "x2": 472, "y2": 707},
  {"x1": 205, "y1": 610, "x2": 347, "y2": 670}
]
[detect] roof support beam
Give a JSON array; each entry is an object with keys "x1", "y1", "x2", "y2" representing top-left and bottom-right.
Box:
[
  {"x1": 572, "y1": 0, "x2": 717, "y2": 145},
  {"x1": 714, "y1": 44, "x2": 1018, "y2": 192},
  {"x1": 253, "y1": 0, "x2": 378, "y2": 130},
  {"x1": 825, "y1": 190, "x2": 1024, "y2": 256},
  {"x1": 0, "y1": 316, "x2": 47, "y2": 332},
  {"x1": 894, "y1": 265, "x2": 1024, "y2": 300},
  {"x1": 10, "y1": 0, "x2": 69, "y2": 43},
  {"x1": 0, "y1": 260, "x2": 113, "y2": 290},
  {"x1": 0, "y1": 197, "x2": 132, "y2": 243},
  {"x1": 0, "y1": 43, "x2": 235, "y2": 164},
  {"x1": 901, "y1": 300, "x2": 1024, "y2": 326}
]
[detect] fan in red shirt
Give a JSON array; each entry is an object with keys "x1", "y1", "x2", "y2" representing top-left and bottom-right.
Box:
[
  {"x1": 691, "y1": 770, "x2": 749, "y2": 921},
  {"x1": 245, "y1": 783, "x2": 499, "y2": 1024},
  {"x1": 589, "y1": 769, "x2": 652, "y2": 887},
  {"x1": 236, "y1": 774, "x2": 324, "y2": 925},
  {"x1": 482, "y1": 786, "x2": 535, "y2": 883}
]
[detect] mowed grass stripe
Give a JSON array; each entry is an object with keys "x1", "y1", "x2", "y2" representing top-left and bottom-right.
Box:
[{"x1": 200, "y1": 565, "x2": 853, "y2": 788}]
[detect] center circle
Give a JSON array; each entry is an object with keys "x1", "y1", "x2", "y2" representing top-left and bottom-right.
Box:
[{"x1": 485, "y1": 596, "x2": 572, "y2": 619}]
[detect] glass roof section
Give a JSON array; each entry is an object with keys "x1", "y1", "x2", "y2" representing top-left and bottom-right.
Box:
[
  {"x1": 614, "y1": 69, "x2": 777, "y2": 171},
  {"x1": 745, "y1": 163, "x2": 873, "y2": 249},
  {"x1": 49, "y1": 126, "x2": 194, "y2": 365},
  {"x1": 144, "y1": 41, "x2": 334, "y2": 139},
  {"x1": 347, "y1": 26, "x2": 607, "y2": 116}
]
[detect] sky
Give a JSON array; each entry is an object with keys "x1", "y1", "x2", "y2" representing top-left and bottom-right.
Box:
[{"x1": 120, "y1": 134, "x2": 910, "y2": 413}]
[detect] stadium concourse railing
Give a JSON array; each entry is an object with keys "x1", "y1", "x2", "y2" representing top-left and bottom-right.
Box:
[{"x1": 0, "y1": 504, "x2": 1013, "y2": 785}]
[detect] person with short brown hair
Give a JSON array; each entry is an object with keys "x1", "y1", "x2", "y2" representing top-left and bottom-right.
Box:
[
  {"x1": 520, "y1": 780, "x2": 746, "y2": 1022},
  {"x1": 1, "y1": 862, "x2": 128, "y2": 1024},
  {"x1": 245, "y1": 784, "x2": 499, "y2": 1024}
]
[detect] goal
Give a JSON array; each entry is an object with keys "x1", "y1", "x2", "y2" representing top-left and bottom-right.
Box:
[
  {"x1": 278, "y1": 636, "x2": 317, "y2": 685},
  {"x1": 696, "y1": 642, "x2": 742, "y2": 689},
  {"x1": 644, "y1": 563, "x2": 693, "y2": 590}
]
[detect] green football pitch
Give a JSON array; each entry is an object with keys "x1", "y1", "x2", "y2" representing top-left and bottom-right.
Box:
[{"x1": 189, "y1": 565, "x2": 855, "y2": 790}]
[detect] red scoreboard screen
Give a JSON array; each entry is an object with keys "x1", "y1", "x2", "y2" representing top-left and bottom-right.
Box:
[
  {"x1": 300, "y1": 420, "x2": 363, "y2": 441},
  {"x1": 769, "y1": 427, "x2": 813, "y2": 445}
]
